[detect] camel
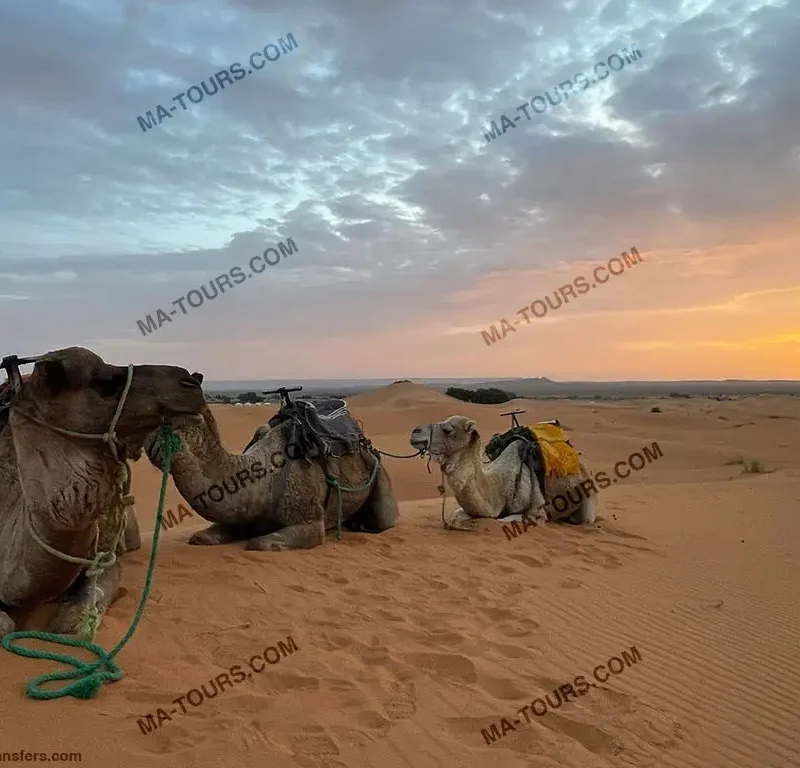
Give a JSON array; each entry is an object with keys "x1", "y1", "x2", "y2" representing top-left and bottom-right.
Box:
[
  {"x1": 409, "y1": 415, "x2": 596, "y2": 529},
  {"x1": 0, "y1": 347, "x2": 207, "y2": 639},
  {"x1": 143, "y1": 379, "x2": 399, "y2": 550}
]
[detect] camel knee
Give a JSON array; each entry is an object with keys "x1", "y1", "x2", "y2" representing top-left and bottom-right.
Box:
[
  {"x1": 245, "y1": 522, "x2": 325, "y2": 551},
  {"x1": 0, "y1": 610, "x2": 16, "y2": 639},
  {"x1": 49, "y1": 563, "x2": 122, "y2": 635},
  {"x1": 570, "y1": 498, "x2": 596, "y2": 525},
  {"x1": 188, "y1": 523, "x2": 241, "y2": 546},
  {"x1": 124, "y1": 507, "x2": 142, "y2": 552}
]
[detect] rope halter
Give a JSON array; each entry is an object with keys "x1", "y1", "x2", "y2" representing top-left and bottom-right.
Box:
[{"x1": 12, "y1": 364, "x2": 135, "y2": 463}]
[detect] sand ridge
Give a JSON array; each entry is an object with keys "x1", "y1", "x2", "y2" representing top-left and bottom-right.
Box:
[{"x1": 1, "y1": 386, "x2": 798, "y2": 768}]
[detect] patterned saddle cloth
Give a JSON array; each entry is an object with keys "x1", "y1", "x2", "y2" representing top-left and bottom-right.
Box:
[{"x1": 527, "y1": 422, "x2": 582, "y2": 478}]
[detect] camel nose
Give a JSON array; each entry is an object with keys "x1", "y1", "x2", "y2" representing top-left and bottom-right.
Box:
[{"x1": 409, "y1": 427, "x2": 429, "y2": 448}]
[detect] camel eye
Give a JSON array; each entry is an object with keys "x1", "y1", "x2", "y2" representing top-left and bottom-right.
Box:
[{"x1": 442, "y1": 424, "x2": 454, "y2": 435}]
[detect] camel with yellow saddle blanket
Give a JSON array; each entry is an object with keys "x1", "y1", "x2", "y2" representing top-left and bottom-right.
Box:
[{"x1": 409, "y1": 414, "x2": 595, "y2": 530}]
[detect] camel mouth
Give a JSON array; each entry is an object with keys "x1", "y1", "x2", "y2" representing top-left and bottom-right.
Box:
[
  {"x1": 409, "y1": 428, "x2": 430, "y2": 453},
  {"x1": 160, "y1": 406, "x2": 203, "y2": 422}
]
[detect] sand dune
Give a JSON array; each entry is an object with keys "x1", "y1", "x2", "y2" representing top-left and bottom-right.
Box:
[{"x1": 2, "y1": 387, "x2": 799, "y2": 768}]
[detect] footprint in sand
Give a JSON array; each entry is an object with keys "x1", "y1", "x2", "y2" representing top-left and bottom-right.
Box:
[
  {"x1": 405, "y1": 652, "x2": 478, "y2": 683},
  {"x1": 541, "y1": 712, "x2": 622, "y2": 756},
  {"x1": 509, "y1": 554, "x2": 551, "y2": 568},
  {"x1": 289, "y1": 727, "x2": 341, "y2": 764},
  {"x1": 385, "y1": 695, "x2": 417, "y2": 720}
]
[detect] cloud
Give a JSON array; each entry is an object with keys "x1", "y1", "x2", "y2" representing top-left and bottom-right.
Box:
[{"x1": 0, "y1": 0, "x2": 798, "y2": 379}]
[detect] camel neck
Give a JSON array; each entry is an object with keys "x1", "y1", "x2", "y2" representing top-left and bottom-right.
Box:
[{"x1": 10, "y1": 413, "x2": 118, "y2": 532}]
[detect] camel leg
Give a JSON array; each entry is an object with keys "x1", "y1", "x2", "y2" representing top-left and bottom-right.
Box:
[
  {"x1": 244, "y1": 515, "x2": 326, "y2": 552},
  {"x1": 346, "y1": 465, "x2": 399, "y2": 533},
  {"x1": 188, "y1": 522, "x2": 243, "y2": 546},
  {"x1": 0, "y1": 609, "x2": 16, "y2": 639},
  {"x1": 566, "y1": 496, "x2": 596, "y2": 525},
  {"x1": 124, "y1": 506, "x2": 141, "y2": 552},
  {"x1": 440, "y1": 506, "x2": 480, "y2": 531},
  {"x1": 48, "y1": 561, "x2": 122, "y2": 636}
]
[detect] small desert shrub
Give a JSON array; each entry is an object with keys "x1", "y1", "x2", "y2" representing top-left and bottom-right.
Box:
[
  {"x1": 727, "y1": 457, "x2": 768, "y2": 473},
  {"x1": 650, "y1": 406, "x2": 662, "y2": 413}
]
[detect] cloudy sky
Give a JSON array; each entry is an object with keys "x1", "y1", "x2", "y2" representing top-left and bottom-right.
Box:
[{"x1": 1, "y1": 0, "x2": 798, "y2": 381}]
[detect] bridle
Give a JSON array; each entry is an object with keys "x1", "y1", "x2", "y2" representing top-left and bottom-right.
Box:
[{"x1": 11, "y1": 364, "x2": 135, "y2": 463}]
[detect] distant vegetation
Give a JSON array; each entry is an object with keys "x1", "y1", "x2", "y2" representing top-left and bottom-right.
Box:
[
  {"x1": 237, "y1": 391, "x2": 263, "y2": 404},
  {"x1": 446, "y1": 387, "x2": 517, "y2": 404}
]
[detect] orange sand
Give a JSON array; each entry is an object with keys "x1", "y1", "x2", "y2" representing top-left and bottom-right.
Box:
[{"x1": 2, "y1": 383, "x2": 799, "y2": 767}]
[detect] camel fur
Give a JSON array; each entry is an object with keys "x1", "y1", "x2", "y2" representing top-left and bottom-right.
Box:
[
  {"x1": 0, "y1": 347, "x2": 206, "y2": 639},
  {"x1": 409, "y1": 415, "x2": 596, "y2": 529},
  {"x1": 143, "y1": 377, "x2": 399, "y2": 551}
]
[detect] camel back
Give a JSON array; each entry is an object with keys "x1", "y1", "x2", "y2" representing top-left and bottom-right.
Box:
[{"x1": 267, "y1": 397, "x2": 370, "y2": 461}]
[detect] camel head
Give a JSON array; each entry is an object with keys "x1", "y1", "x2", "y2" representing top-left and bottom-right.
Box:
[
  {"x1": 16, "y1": 347, "x2": 207, "y2": 460},
  {"x1": 143, "y1": 371, "x2": 209, "y2": 468},
  {"x1": 409, "y1": 415, "x2": 479, "y2": 466}
]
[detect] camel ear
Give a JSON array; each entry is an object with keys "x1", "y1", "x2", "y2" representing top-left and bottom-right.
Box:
[
  {"x1": 191, "y1": 372, "x2": 204, "y2": 384},
  {"x1": 464, "y1": 419, "x2": 477, "y2": 433}
]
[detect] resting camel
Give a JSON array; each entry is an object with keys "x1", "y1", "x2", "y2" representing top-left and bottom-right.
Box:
[
  {"x1": 0, "y1": 347, "x2": 206, "y2": 638},
  {"x1": 143, "y1": 378, "x2": 399, "y2": 551},
  {"x1": 409, "y1": 415, "x2": 596, "y2": 528}
]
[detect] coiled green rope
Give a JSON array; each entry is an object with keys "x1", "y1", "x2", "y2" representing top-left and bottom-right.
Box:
[{"x1": 0, "y1": 425, "x2": 182, "y2": 700}]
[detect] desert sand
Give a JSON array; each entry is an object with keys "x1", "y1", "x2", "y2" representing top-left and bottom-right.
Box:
[{"x1": 2, "y1": 382, "x2": 799, "y2": 768}]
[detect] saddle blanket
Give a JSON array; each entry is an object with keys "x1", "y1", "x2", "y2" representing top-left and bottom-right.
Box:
[{"x1": 527, "y1": 422, "x2": 581, "y2": 478}]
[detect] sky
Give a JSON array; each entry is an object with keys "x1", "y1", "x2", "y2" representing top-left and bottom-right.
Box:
[{"x1": 1, "y1": 0, "x2": 798, "y2": 381}]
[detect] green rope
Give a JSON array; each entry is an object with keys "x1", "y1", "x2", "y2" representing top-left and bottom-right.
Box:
[
  {"x1": 326, "y1": 452, "x2": 381, "y2": 541},
  {"x1": 0, "y1": 426, "x2": 182, "y2": 701}
]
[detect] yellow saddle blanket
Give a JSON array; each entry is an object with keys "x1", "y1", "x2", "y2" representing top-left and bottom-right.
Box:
[{"x1": 528, "y1": 423, "x2": 581, "y2": 478}]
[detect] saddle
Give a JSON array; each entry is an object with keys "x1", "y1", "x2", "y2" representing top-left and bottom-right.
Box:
[
  {"x1": 268, "y1": 397, "x2": 371, "y2": 462},
  {"x1": 0, "y1": 355, "x2": 39, "y2": 434},
  {"x1": 0, "y1": 381, "x2": 10, "y2": 433},
  {"x1": 484, "y1": 421, "x2": 580, "y2": 498}
]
